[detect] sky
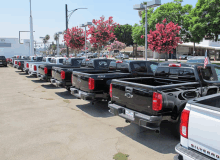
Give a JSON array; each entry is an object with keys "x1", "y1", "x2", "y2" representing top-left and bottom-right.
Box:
[{"x1": 1, "y1": 0, "x2": 197, "y2": 46}]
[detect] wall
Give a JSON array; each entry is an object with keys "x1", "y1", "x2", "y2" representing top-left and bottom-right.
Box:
[{"x1": 0, "y1": 38, "x2": 30, "y2": 58}]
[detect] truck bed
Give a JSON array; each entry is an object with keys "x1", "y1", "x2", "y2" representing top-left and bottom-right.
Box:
[
  {"x1": 111, "y1": 77, "x2": 199, "y2": 116},
  {"x1": 177, "y1": 95, "x2": 220, "y2": 159}
]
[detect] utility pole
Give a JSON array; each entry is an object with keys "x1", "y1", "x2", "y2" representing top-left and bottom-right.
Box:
[
  {"x1": 65, "y1": 4, "x2": 69, "y2": 57},
  {"x1": 29, "y1": 0, "x2": 34, "y2": 56}
]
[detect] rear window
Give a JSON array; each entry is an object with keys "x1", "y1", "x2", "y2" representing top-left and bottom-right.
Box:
[
  {"x1": 51, "y1": 59, "x2": 56, "y2": 63},
  {"x1": 155, "y1": 67, "x2": 169, "y2": 76},
  {"x1": 59, "y1": 59, "x2": 64, "y2": 63},
  {"x1": 0, "y1": 56, "x2": 5, "y2": 59},
  {"x1": 37, "y1": 57, "x2": 43, "y2": 61},
  {"x1": 72, "y1": 59, "x2": 82, "y2": 66},
  {"x1": 133, "y1": 62, "x2": 147, "y2": 72},
  {"x1": 94, "y1": 60, "x2": 109, "y2": 69},
  {"x1": 150, "y1": 63, "x2": 158, "y2": 72}
]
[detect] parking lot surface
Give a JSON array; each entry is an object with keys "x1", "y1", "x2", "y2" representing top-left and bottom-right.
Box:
[{"x1": 0, "y1": 66, "x2": 179, "y2": 160}]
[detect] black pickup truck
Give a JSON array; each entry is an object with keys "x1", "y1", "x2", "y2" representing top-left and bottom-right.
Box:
[
  {"x1": 108, "y1": 62, "x2": 220, "y2": 136},
  {"x1": 0, "y1": 56, "x2": 7, "y2": 67},
  {"x1": 52, "y1": 58, "x2": 113, "y2": 91},
  {"x1": 70, "y1": 60, "x2": 158, "y2": 103}
]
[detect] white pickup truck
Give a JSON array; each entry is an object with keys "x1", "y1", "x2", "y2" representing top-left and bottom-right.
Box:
[
  {"x1": 28, "y1": 57, "x2": 66, "y2": 77},
  {"x1": 23, "y1": 56, "x2": 43, "y2": 74},
  {"x1": 13, "y1": 56, "x2": 28, "y2": 68},
  {"x1": 175, "y1": 93, "x2": 220, "y2": 160}
]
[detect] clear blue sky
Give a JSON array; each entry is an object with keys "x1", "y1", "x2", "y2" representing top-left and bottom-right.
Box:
[{"x1": 1, "y1": 0, "x2": 197, "y2": 44}]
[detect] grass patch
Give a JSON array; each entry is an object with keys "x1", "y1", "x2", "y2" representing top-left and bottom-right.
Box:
[
  {"x1": 63, "y1": 100, "x2": 70, "y2": 103},
  {"x1": 42, "y1": 91, "x2": 46, "y2": 92},
  {"x1": 113, "y1": 152, "x2": 129, "y2": 160}
]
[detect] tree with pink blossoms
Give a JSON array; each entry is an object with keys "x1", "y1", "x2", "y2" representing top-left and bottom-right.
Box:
[
  {"x1": 64, "y1": 26, "x2": 87, "y2": 57},
  {"x1": 87, "y1": 16, "x2": 119, "y2": 57},
  {"x1": 147, "y1": 18, "x2": 183, "y2": 61},
  {"x1": 109, "y1": 40, "x2": 126, "y2": 57}
]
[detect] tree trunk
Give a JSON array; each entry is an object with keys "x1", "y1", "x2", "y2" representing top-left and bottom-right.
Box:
[
  {"x1": 165, "y1": 53, "x2": 168, "y2": 61},
  {"x1": 158, "y1": 54, "x2": 160, "y2": 62}
]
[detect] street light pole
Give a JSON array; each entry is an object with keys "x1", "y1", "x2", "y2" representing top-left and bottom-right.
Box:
[
  {"x1": 80, "y1": 22, "x2": 92, "y2": 58},
  {"x1": 65, "y1": 4, "x2": 87, "y2": 57},
  {"x1": 133, "y1": 0, "x2": 161, "y2": 61},
  {"x1": 29, "y1": 0, "x2": 34, "y2": 56},
  {"x1": 145, "y1": 6, "x2": 148, "y2": 61},
  {"x1": 65, "y1": 4, "x2": 69, "y2": 57}
]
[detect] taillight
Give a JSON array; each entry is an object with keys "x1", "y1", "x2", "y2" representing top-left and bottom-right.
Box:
[
  {"x1": 169, "y1": 63, "x2": 181, "y2": 67},
  {"x1": 44, "y1": 67, "x2": 48, "y2": 74},
  {"x1": 34, "y1": 65, "x2": 37, "y2": 71},
  {"x1": 180, "y1": 109, "x2": 190, "y2": 139},
  {"x1": 11, "y1": 59, "x2": 12, "y2": 62},
  {"x1": 19, "y1": 62, "x2": 21, "y2": 66},
  {"x1": 88, "y1": 78, "x2": 95, "y2": 90},
  {"x1": 26, "y1": 63, "x2": 29, "y2": 68},
  {"x1": 15, "y1": 61, "x2": 17, "y2": 65},
  {"x1": 116, "y1": 60, "x2": 123, "y2": 63},
  {"x1": 17, "y1": 56, "x2": 19, "y2": 58},
  {"x1": 110, "y1": 84, "x2": 113, "y2": 97},
  {"x1": 152, "y1": 92, "x2": 162, "y2": 111},
  {"x1": 61, "y1": 70, "x2": 65, "y2": 79},
  {"x1": 86, "y1": 59, "x2": 90, "y2": 61}
]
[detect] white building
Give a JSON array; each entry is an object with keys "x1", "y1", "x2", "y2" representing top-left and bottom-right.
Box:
[
  {"x1": 0, "y1": 38, "x2": 30, "y2": 58},
  {"x1": 153, "y1": 38, "x2": 220, "y2": 60}
]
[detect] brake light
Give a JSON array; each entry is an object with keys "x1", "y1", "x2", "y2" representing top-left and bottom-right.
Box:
[
  {"x1": 180, "y1": 109, "x2": 190, "y2": 139},
  {"x1": 61, "y1": 70, "x2": 65, "y2": 79},
  {"x1": 44, "y1": 67, "x2": 48, "y2": 74},
  {"x1": 116, "y1": 60, "x2": 123, "y2": 63},
  {"x1": 152, "y1": 92, "x2": 162, "y2": 111},
  {"x1": 11, "y1": 59, "x2": 12, "y2": 62},
  {"x1": 19, "y1": 62, "x2": 21, "y2": 66},
  {"x1": 26, "y1": 63, "x2": 29, "y2": 68},
  {"x1": 88, "y1": 78, "x2": 95, "y2": 90},
  {"x1": 34, "y1": 65, "x2": 37, "y2": 71},
  {"x1": 86, "y1": 59, "x2": 90, "y2": 61},
  {"x1": 169, "y1": 63, "x2": 181, "y2": 67},
  {"x1": 15, "y1": 61, "x2": 17, "y2": 65},
  {"x1": 110, "y1": 84, "x2": 113, "y2": 97},
  {"x1": 17, "y1": 56, "x2": 19, "y2": 58}
]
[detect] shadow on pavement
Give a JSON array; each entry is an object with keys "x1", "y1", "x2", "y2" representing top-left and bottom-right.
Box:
[
  {"x1": 26, "y1": 76, "x2": 36, "y2": 78},
  {"x1": 19, "y1": 72, "x2": 27, "y2": 75},
  {"x1": 76, "y1": 101, "x2": 113, "y2": 118},
  {"x1": 31, "y1": 80, "x2": 47, "y2": 83},
  {"x1": 41, "y1": 84, "x2": 60, "y2": 89},
  {"x1": 15, "y1": 70, "x2": 21, "y2": 72},
  {"x1": 116, "y1": 121, "x2": 179, "y2": 154},
  {"x1": 55, "y1": 91, "x2": 76, "y2": 99}
]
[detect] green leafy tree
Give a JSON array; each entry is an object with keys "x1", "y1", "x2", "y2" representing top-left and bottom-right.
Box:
[
  {"x1": 189, "y1": 0, "x2": 220, "y2": 42},
  {"x1": 113, "y1": 24, "x2": 133, "y2": 46}
]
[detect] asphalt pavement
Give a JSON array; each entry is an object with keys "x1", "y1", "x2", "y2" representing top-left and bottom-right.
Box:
[{"x1": 0, "y1": 66, "x2": 179, "y2": 160}]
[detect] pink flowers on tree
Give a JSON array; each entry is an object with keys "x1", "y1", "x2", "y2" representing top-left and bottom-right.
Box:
[
  {"x1": 64, "y1": 26, "x2": 87, "y2": 57},
  {"x1": 140, "y1": 35, "x2": 144, "y2": 39},
  {"x1": 110, "y1": 40, "x2": 126, "y2": 51},
  {"x1": 87, "y1": 16, "x2": 119, "y2": 57},
  {"x1": 147, "y1": 18, "x2": 183, "y2": 61}
]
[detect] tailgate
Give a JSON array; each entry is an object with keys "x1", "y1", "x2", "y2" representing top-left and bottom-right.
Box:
[
  {"x1": 38, "y1": 65, "x2": 45, "y2": 75},
  {"x1": 111, "y1": 79, "x2": 155, "y2": 115},
  {"x1": 187, "y1": 97, "x2": 220, "y2": 158},
  {"x1": 72, "y1": 72, "x2": 90, "y2": 91}
]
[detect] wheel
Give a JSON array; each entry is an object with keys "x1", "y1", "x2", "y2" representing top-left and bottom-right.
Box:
[
  {"x1": 172, "y1": 118, "x2": 180, "y2": 140},
  {"x1": 67, "y1": 87, "x2": 71, "y2": 92},
  {"x1": 4, "y1": 65, "x2": 7, "y2": 67}
]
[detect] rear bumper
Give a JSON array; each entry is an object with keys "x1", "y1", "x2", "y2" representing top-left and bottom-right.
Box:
[
  {"x1": 24, "y1": 68, "x2": 29, "y2": 73},
  {"x1": 108, "y1": 102, "x2": 162, "y2": 132},
  {"x1": 38, "y1": 74, "x2": 47, "y2": 81},
  {"x1": 50, "y1": 78, "x2": 64, "y2": 88},
  {"x1": 70, "y1": 88, "x2": 95, "y2": 100},
  {"x1": 28, "y1": 71, "x2": 37, "y2": 76},
  {"x1": 175, "y1": 143, "x2": 212, "y2": 160}
]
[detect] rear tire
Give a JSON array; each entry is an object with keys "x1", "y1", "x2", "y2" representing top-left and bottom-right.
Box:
[
  {"x1": 67, "y1": 87, "x2": 71, "y2": 92},
  {"x1": 172, "y1": 118, "x2": 180, "y2": 140}
]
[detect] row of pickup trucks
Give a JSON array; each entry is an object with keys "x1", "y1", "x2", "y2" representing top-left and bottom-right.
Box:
[{"x1": 7, "y1": 55, "x2": 220, "y2": 160}]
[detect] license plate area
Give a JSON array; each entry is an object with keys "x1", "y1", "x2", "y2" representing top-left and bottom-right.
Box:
[{"x1": 125, "y1": 109, "x2": 134, "y2": 118}]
